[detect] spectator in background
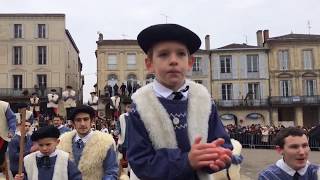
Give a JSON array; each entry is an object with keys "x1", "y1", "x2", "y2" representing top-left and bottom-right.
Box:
[{"x1": 259, "y1": 127, "x2": 319, "y2": 180}]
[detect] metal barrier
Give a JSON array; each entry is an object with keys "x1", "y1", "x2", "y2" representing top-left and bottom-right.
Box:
[{"x1": 229, "y1": 133, "x2": 320, "y2": 150}]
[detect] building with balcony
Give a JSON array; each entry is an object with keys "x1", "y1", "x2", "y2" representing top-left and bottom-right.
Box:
[
  {"x1": 211, "y1": 34, "x2": 270, "y2": 125},
  {"x1": 96, "y1": 38, "x2": 149, "y2": 97},
  {"x1": 0, "y1": 14, "x2": 83, "y2": 111},
  {"x1": 96, "y1": 37, "x2": 212, "y2": 96},
  {"x1": 265, "y1": 32, "x2": 320, "y2": 127}
]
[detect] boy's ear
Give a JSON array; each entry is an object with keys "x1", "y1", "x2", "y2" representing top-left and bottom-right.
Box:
[
  {"x1": 56, "y1": 139, "x2": 60, "y2": 145},
  {"x1": 145, "y1": 58, "x2": 154, "y2": 73},
  {"x1": 188, "y1": 56, "x2": 195, "y2": 70},
  {"x1": 275, "y1": 145, "x2": 283, "y2": 155}
]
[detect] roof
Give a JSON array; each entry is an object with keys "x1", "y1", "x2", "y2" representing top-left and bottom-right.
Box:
[
  {"x1": 65, "y1": 29, "x2": 80, "y2": 53},
  {"x1": 217, "y1": 43, "x2": 258, "y2": 49},
  {"x1": 213, "y1": 43, "x2": 267, "y2": 52},
  {"x1": 97, "y1": 40, "x2": 139, "y2": 46},
  {"x1": 266, "y1": 33, "x2": 320, "y2": 42},
  {"x1": 0, "y1": 13, "x2": 65, "y2": 18}
]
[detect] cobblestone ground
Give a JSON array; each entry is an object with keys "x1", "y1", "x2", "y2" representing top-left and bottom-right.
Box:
[{"x1": 240, "y1": 148, "x2": 320, "y2": 179}]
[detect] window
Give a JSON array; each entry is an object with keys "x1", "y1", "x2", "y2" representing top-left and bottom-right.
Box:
[
  {"x1": 220, "y1": 56, "x2": 231, "y2": 73},
  {"x1": 107, "y1": 54, "x2": 117, "y2": 69},
  {"x1": 14, "y1": 24, "x2": 22, "y2": 38},
  {"x1": 248, "y1": 83, "x2": 260, "y2": 99},
  {"x1": 280, "y1": 80, "x2": 291, "y2": 97},
  {"x1": 38, "y1": 24, "x2": 46, "y2": 38},
  {"x1": 37, "y1": 74, "x2": 47, "y2": 88},
  {"x1": 278, "y1": 50, "x2": 289, "y2": 70},
  {"x1": 13, "y1": 75, "x2": 22, "y2": 89},
  {"x1": 13, "y1": 46, "x2": 22, "y2": 65},
  {"x1": 38, "y1": 46, "x2": 47, "y2": 64},
  {"x1": 192, "y1": 57, "x2": 201, "y2": 72},
  {"x1": 247, "y1": 55, "x2": 259, "y2": 72},
  {"x1": 127, "y1": 53, "x2": 136, "y2": 68},
  {"x1": 305, "y1": 80, "x2": 316, "y2": 96},
  {"x1": 303, "y1": 50, "x2": 313, "y2": 70},
  {"x1": 221, "y1": 83, "x2": 232, "y2": 100}
]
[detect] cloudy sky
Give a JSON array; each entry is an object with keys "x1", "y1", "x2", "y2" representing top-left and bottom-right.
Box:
[{"x1": 1, "y1": 0, "x2": 319, "y2": 102}]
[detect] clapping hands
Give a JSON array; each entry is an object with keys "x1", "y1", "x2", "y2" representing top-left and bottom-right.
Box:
[{"x1": 188, "y1": 137, "x2": 232, "y2": 171}]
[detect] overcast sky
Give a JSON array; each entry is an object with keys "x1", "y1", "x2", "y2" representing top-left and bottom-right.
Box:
[{"x1": 1, "y1": 0, "x2": 319, "y2": 102}]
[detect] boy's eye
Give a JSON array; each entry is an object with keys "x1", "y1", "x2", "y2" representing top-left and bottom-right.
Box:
[
  {"x1": 177, "y1": 51, "x2": 187, "y2": 56},
  {"x1": 158, "y1": 52, "x2": 168, "y2": 57}
]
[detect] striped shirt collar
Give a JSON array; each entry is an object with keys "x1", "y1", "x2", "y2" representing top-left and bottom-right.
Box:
[
  {"x1": 276, "y1": 158, "x2": 310, "y2": 176},
  {"x1": 152, "y1": 79, "x2": 189, "y2": 100},
  {"x1": 74, "y1": 130, "x2": 93, "y2": 144}
]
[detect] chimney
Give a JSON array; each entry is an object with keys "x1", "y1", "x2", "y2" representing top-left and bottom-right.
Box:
[
  {"x1": 263, "y1": 30, "x2": 269, "y2": 43},
  {"x1": 256, "y1": 30, "x2": 263, "y2": 47},
  {"x1": 205, "y1": 35, "x2": 210, "y2": 50}
]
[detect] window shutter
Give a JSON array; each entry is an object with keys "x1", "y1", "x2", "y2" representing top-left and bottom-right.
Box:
[
  {"x1": 280, "y1": 81, "x2": 283, "y2": 96},
  {"x1": 213, "y1": 56, "x2": 220, "y2": 79},
  {"x1": 240, "y1": 55, "x2": 247, "y2": 78},
  {"x1": 313, "y1": 80, "x2": 316, "y2": 95},
  {"x1": 233, "y1": 84, "x2": 239, "y2": 99},
  {"x1": 288, "y1": 80, "x2": 292, "y2": 96},
  {"x1": 232, "y1": 56, "x2": 237, "y2": 79}
]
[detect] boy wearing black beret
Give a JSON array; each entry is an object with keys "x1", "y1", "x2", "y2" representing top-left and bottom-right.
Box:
[
  {"x1": 127, "y1": 24, "x2": 233, "y2": 180},
  {"x1": 8, "y1": 114, "x2": 35, "y2": 177},
  {"x1": 14, "y1": 125, "x2": 82, "y2": 180}
]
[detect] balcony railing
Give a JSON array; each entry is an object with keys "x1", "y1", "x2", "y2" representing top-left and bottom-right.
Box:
[
  {"x1": 216, "y1": 99, "x2": 269, "y2": 107},
  {"x1": 0, "y1": 87, "x2": 63, "y2": 98},
  {"x1": 270, "y1": 96, "x2": 320, "y2": 105}
]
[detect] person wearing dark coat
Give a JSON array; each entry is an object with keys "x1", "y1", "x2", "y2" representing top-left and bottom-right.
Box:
[
  {"x1": 120, "y1": 83, "x2": 126, "y2": 96},
  {"x1": 113, "y1": 84, "x2": 119, "y2": 96},
  {"x1": 127, "y1": 83, "x2": 132, "y2": 96}
]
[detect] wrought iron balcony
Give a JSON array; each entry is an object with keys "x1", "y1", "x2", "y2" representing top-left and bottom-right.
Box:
[
  {"x1": 270, "y1": 96, "x2": 320, "y2": 105},
  {"x1": 216, "y1": 99, "x2": 269, "y2": 108},
  {"x1": 0, "y1": 87, "x2": 63, "y2": 98}
]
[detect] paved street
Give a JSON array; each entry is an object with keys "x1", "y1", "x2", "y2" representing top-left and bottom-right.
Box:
[{"x1": 240, "y1": 149, "x2": 320, "y2": 179}]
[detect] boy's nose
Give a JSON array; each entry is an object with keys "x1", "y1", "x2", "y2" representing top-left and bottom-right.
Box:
[{"x1": 169, "y1": 54, "x2": 178, "y2": 64}]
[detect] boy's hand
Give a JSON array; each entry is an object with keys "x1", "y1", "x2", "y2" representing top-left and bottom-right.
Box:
[
  {"x1": 30, "y1": 144, "x2": 39, "y2": 152},
  {"x1": 207, "y1": 138, "x2": 232, "y2": 171},
  {"x1": 14, "y1": 173, "x2": 24, "y2": 180},
  {"x1": 188, "y1": 137, "x2": 232, "y2": 171},
  {"x1": 8, "y1": 132, "x2": 13, "y2": 138}
]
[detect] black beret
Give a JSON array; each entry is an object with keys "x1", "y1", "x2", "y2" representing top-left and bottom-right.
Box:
[
  {"x1": 31, "y1": 92, "x2": 38, "y2": 96},
  {"x1": 137, "y1": 24, "x2": 201, "y2": 54},
  {"x1": 51, "y1": 89, "x2": 56, "y2": 92},
  {"x1": 66, "y1": 85, "x2": 72, "y2": 89},
  {"x1": 31, "y1": 125, "x2": 60, "y2": 141},
  {"x1": 16, "y1": 103, "x2": 28, "y2": 109},
  {"x1": 122, "y1": 98, "x2": 132, "y2": 105},
  {"x1": 70, "y1": 105, "x2": 96, "y2": 121}
]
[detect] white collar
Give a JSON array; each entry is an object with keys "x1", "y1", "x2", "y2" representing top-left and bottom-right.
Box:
[
  {"x1": 74, "y1": 130, "x2": 93, "y2": 144},
  {"x1": 153, "y1": 79, "x2": 189, "y2": 100},
  {"x1": 36, "y1": 149, "x2": 58, "y2": 158},
  {"x1": 276, "y1": 158, "x2": 310, "y2": 176},
  {"x1": 15, "y1": 131, "x2": 28, "y2": 137},
  {"x1": 57, "y1": 125, "x2": 64, "y2": 129}
]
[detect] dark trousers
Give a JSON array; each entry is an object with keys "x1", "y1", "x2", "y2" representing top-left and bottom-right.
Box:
[
  {"x1": 66, "y1": 107, "x2": 75, "y2": 120},
  {"x1": 0, "y1": 140, "x2": 8, "y2": 166}
]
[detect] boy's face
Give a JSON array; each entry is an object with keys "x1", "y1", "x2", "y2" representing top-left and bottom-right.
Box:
[
  {"x1": 276, "y1": 134, "x2": 309, "y2": 171},
  {"x1": 73, "y1": 112, "x2": 92, "y2": 137},
  {"x1": 53, "y1": 117, "x2": 62, "y2": 127},
  {"x1": 19, "y1": 122, "x2": 31, "y2": 132},
  {"x1": 37, "y1": 138, "x2": 59, "y2": 156},
  {"x1": 145, "y1": 41, "x2": 194, "y2": 91},
  {"x1": 125, "y1": 104, "x2": 131, "y2": 113}
]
